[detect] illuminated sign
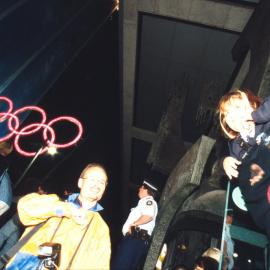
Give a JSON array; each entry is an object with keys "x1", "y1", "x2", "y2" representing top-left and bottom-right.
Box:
[{"x1": 0, "y1": 96, "x2": 83, "y2": 156}]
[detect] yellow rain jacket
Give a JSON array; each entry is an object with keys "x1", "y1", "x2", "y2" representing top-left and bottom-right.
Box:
[{"x1": 8, "y1": 193, "x2": 111, "y2": 270}]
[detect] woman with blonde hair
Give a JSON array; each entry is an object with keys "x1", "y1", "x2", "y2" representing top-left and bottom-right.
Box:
[
  {"x1": 218, "y1": 90, "x2": 262, "y2": 180},
  {"x1": 217, "y1": 89, "x2": 270, "y2": 242}
]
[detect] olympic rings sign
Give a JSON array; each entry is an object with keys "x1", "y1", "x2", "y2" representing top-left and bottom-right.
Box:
[{"x1": 0, "y1": 96, "x2": 83, "y2": 157}]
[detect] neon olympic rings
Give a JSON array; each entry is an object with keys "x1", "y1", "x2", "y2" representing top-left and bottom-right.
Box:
[
  {"x1": 43, "y1": 116, "x2": 83, "y2": 149},
  {"x1": 8, "y1": 106, "x2": 47, "y2": 135},
  {"x1": 0, "y1": 97, "x2": 13, "y2": 121},
  {"x1": 14, "y1": 123, "x2": 56, "y2": 157},
  {"x1": 0, "y1": 96, "x2": 83, "y2": 157},
  {"x1": 0, "y1": 112, "x2": 19, "y2": 142}
]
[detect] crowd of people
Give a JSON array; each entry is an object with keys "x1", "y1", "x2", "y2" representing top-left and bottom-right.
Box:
[
  {"x1": 0, "y1": 88, "x2": 270, "y2": 269},
  {"x1": 0, "y1": 152, "x2": 160, "y2": 270}
]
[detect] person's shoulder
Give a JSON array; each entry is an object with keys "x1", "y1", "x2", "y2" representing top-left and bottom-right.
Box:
[
  {"x1": 146, "y1": 200, "x2": 153, "y2": 206},
  {"x1": 142, "y1": 196, "x2": 157, "y2": 206},
  {"x1": 21, "y1": 192, "x2": 59, "y2": 200}
]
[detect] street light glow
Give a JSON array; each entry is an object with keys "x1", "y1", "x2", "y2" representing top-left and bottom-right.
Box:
[{"x1": 47, "y1": 145, "x2": 58, "y2": 156}]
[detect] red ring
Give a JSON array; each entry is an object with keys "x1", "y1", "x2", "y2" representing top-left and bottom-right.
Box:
[
  {"x1": 14, "y1": 123, "x2": 55, "y2": 157},
  {"x1": 0, "y1": 112, "x2": 19, "y2": 142},
  {"x1": 43, "y1": 116, "x2": 83, "y2": 148},
  {"x1": 8, "y1": 106, "x2": 47, "y2": 135},
  {"x1": 0, "y1": 97, "x2": 83, "y2": 156},
  {"x1": 0, "y1": 97, "x2": 13, "y2": 122}
]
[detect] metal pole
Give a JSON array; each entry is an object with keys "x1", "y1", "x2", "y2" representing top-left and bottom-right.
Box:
[
  {"x1": 218, "y1": 181, "x2": 231, "y2": 270},
  {"x1": 14, "y1": 147, "x2": 43, "y2": 189}
]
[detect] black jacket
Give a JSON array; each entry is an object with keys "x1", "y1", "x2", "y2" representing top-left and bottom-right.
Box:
[{"x1": 228, "y1": 96, "x2": 270, "y2": 231}]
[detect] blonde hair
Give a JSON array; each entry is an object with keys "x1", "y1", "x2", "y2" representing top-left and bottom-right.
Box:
[{"x1": 217, "y1": 89, "x2": 261, "y2": 139}]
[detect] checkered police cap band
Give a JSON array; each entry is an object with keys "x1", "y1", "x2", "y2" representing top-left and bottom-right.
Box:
[{"x1": 143, "y1": 180, "x2": 158, "y2": 191}]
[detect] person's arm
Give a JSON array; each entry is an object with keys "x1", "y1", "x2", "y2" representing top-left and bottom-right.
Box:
[
  {"x1": 17, "y1": 193, "x2": 74, "y2": 226},
  {"x1": 252, "y1": 96, "x2": 270, "y2": 123},
  {"x1": 222, "y1": 141, "x2": 242, "y2": 179},
  {"x1": 128, "y1": 215, "x2": 154, "y2": 233},
  {"x1": 131, "y1": 200, "x2": 156, "y2": 229},
  {"x1": 131, "y1": 215, "x2": 153, "y2": 227}
]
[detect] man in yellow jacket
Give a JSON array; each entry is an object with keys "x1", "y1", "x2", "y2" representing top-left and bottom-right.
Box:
[{"x1": 6, "y1": 163, "x2": 111, "y2": 270}]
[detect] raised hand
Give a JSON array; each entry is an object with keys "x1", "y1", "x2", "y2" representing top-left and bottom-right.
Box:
[
  {"x1": 223, "y1": 156, "x2": 241, "y2": 179},
  {"x1": 249, "y1": 163, "x2": 265, "y2": 186}
]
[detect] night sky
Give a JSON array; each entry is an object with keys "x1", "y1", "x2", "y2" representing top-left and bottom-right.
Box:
[
  {"x1": 7, "y1": 11, "x2": 122, "y2": 249},
  {"x1": 0, "y1": 1, "x2": 266, "y2": 269}
]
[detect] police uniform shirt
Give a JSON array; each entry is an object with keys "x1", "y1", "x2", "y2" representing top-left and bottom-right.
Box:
[{"x1": 122, "y1": 196, "x2": 158, "y2": 236}]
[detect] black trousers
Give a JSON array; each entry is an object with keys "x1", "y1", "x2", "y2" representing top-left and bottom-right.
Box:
[{"x1": 111, "y1": 235, "x2": 149, "y2": 270}]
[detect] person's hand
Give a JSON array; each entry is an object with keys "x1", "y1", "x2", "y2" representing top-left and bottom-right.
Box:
[
  {"x1": 70, "y1": 207, "x2": 90, "y2": 227},
  {"x1": 128, "y1": 223, "x2": 137, "y2": 234},
  {"x1": 223, "y1": 156, "x2": 241, "y2": 179},
  {"x1": 64, "y1": 204, "x2": 89, "y2": 227},
  {"x1": 250, "y1": 163, "x2": 265, "y2": 186}
]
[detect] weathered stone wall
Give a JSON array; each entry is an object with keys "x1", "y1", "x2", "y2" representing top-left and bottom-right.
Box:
[
  {"x1": 232, "y1": 0, "x2": 270, "y2": 98},
  {"x1": 121, "y1": 0, "x2": 253, "y2": 213},
  {"x1": 143, "y1": 135, "x2": 215, "y2": 269}
]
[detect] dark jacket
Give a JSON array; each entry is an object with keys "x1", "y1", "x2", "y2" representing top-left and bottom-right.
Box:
[
  {"x1": 228, "y1": 96, "x2": 270, "y2": 231},
  {"x1": 228, "y1": 95, "x2": 270, "y2": 160}
]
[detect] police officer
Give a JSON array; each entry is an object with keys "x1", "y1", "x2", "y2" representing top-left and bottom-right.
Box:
[{"x1": 112, "y1": 180, "x2": 158, "y2": 270}]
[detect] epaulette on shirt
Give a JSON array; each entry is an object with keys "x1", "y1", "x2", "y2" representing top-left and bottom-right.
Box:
[{"x1": 146, "y1": 200, "x2": 153, "y2": 206}]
